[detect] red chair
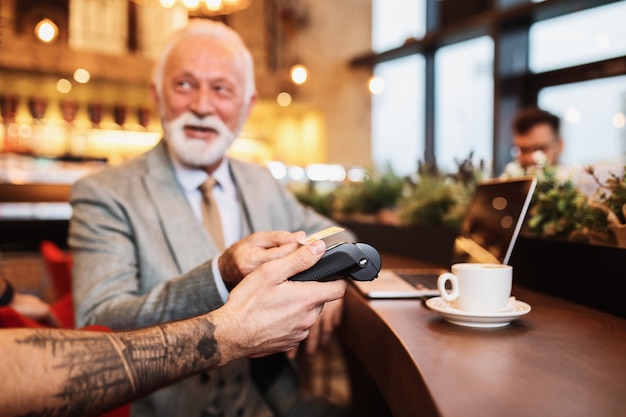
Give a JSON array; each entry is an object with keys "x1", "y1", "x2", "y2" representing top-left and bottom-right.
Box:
[
  {"x1": 39, "y1": 240, "x2": 73, "y2": 300},
  {"x1": 0, "y1": 293, "x2": 75, "y2": 329},
  {"x1": 0, "y1": 306, "x2": 46, "y2": 328}
]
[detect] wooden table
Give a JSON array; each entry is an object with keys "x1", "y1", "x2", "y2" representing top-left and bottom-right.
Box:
[{"x1": 338, "y1": 254, "x2": 626, "y2": 417}]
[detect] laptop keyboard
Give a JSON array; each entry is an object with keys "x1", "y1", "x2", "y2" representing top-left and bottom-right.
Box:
[{"x1": 396, "y1": 272, "x2": 440, "y2": 290}]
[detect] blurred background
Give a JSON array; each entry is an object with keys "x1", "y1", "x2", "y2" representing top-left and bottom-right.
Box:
[{"x1": 0, "y1": 0, "x2": 623, "y2": 184}]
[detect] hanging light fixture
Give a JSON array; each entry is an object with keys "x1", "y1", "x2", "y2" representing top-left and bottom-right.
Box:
[
  {"x1": 159, "y1": 0, "x2": 252, "y2": 16},
  {"x1": 35, "y1": 18, "x2": 59, "y2": 43},
  {"x1": 289, "y1": 63, "x2": 308, "y2": 85}
]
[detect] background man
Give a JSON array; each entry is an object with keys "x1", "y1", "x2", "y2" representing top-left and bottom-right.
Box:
[
  {"x1": 511, "y1": 107, "x2": 563, "y2": 170},
  {"x1": 69, "y1": 20, "x2": 354, "y2": 417}
]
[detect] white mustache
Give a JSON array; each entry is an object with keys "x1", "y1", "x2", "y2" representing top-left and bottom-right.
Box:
[
  {"x1": 180, "y1": 115, "x2": 226, "y2": 132},
  {"x1": 163, "y1": 111, "x2": 236, "y2": 168}
]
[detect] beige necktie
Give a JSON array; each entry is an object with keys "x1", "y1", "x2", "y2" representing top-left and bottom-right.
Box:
[{"x1": 199, "y1": 177, "x2": 225, "y2": 251}]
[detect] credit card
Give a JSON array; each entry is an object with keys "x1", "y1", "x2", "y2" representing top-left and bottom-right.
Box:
[{"x1": 299, "y1": 226, "x2": 345, "y2": 245}]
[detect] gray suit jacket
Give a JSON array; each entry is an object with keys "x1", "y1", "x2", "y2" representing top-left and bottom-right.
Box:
[{"x1": 69, "y1": 141, "x2": 352, "y2": 417}]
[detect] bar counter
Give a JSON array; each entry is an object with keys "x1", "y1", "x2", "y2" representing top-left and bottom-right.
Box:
[{"x1": 339, "y1": 254, "x2": 626, "y2": 417}]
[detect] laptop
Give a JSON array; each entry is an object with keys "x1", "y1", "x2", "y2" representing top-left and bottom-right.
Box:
[{"x1": 352, "y1": 176, "x2": 537, "y2": 299}]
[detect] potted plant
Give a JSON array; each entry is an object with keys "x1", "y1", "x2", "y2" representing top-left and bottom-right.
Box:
[
  {"x1": 289, "y1": 182, "x2": 334, "y2": 218},
  {"x1": 520, "y1": 164, "x2": 600, "y2": 241},
  {"x1": 331, "y1": 165, "x2": 405, "y2": 223},
  {"x1": 398, "y1": 154, "x2": 483, "y2": 230},
  {"x1": 502, "y1": 153, "x2": 625, "y2": 247},
  {"x1": 584, "y1": 165, "x2": 626, "y2": 247}
]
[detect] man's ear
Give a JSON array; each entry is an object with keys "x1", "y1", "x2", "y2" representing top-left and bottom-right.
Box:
[
  {"x1": 150, "y1": 84, "x2": 160, "y2": 109},
  {"x1": 244, "y1": 92, "x2": 258, "y2": 120}
]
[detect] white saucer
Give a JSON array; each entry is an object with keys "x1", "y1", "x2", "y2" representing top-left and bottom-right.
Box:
[{"x1": 425, "y1": 296, "x2": 531, "y2": 328}]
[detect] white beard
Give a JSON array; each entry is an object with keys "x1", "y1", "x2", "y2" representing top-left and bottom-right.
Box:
[{"x1": 163, "y1": 112, "x2": 237, "y2": 168}]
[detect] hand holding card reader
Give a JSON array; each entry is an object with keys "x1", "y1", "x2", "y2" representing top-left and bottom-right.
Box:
[{"x1": 289, "y1": 242, "x2": 381, "y2": 282}]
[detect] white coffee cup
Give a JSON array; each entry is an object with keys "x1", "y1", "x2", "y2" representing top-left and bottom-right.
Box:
[{"x1": 437, "y1": 263, "x2": 512, "y2": 313}]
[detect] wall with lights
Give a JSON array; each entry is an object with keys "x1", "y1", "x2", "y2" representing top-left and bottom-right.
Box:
[{"x1": 0, "y1": 0, "x2": 373, "y2": 169}]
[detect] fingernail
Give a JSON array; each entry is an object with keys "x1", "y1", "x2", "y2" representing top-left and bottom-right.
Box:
[{"x1": 308, "y1": 240, "x2": 325, "y2": 255}]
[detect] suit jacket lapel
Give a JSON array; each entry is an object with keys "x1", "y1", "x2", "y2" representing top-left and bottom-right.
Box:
[{"x1": 143, "y1": 142, "x2": 217, "y2": 273}]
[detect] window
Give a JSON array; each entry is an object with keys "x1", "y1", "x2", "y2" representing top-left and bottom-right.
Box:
[
  {"x1": 366, "y1": 1, "x2": 626, "y2": 176},
  {"x1": 530, "y1": 2, "x2": 626, "y2": 73},
  {"x1": 435, "y1": 36, "x2": 494, "y2": 173},
  {"x1": 538, "y1": 75, "x2": 626, "y2": 166},
  {"x1": 370, "y1": 0, "x2": 427, "y2": 175},
  {"x1": 372, "y1": 0, "x2": 426, "y2": 53},
  {"x1": 372, "y1": 55, "x2": 425, "y2": 176}
]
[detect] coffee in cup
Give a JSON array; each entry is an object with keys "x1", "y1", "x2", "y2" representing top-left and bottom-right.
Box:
[{"x1": 437, "y1": 263, "x2": 512, "y2": 313}]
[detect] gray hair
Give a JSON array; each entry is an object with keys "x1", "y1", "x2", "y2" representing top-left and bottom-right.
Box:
[{"x1": 152, "y1": 20, "x2": 256, "y2": 103}]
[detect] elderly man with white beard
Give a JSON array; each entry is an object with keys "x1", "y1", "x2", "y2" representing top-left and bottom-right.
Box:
[{"x1": 69, "y1": 20, "x2": 356, "y2": 417}]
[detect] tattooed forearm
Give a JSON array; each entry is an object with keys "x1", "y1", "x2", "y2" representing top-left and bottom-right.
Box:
[
  {"x1": 0, "y1": 315, "x2": 222, "y2": 417},
  {"x1": 13, "y1": 329, "x2": 135, "y2": 415},
  {"x1": 110, "y1": 318, "x2": 221, "y2": 397}
]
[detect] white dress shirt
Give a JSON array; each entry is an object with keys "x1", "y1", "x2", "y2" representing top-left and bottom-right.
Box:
[{"x1": 170, "y1": 157, "x2": 242, "y2": 303}]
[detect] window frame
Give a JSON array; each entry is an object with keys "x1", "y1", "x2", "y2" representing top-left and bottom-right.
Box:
[{"x1": 358, "y1": 0, "x2": 626, "y2": 174}]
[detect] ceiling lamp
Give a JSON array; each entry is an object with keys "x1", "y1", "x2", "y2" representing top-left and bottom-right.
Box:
[
  {"x1": 160, "y1": 0, "x2": 252, "y2": 16},
  {"x1": 290, "y1": 64, "x2": 308, "y2": 85},
  {"x1": 35, "y1": 18, "x2": 58, "y2": 43},
  {"x1": 73, "y1": 68, "x2": 91, "y2": 84}
]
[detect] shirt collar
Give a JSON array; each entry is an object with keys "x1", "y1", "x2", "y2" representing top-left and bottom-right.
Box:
[{"x1": 170, "y1": 155, "x2": 233, "y2": 194}]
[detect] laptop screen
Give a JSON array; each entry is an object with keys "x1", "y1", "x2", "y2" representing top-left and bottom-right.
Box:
[{"x1": 451, "y1": 176, "x2": 537, "y2": 265}]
